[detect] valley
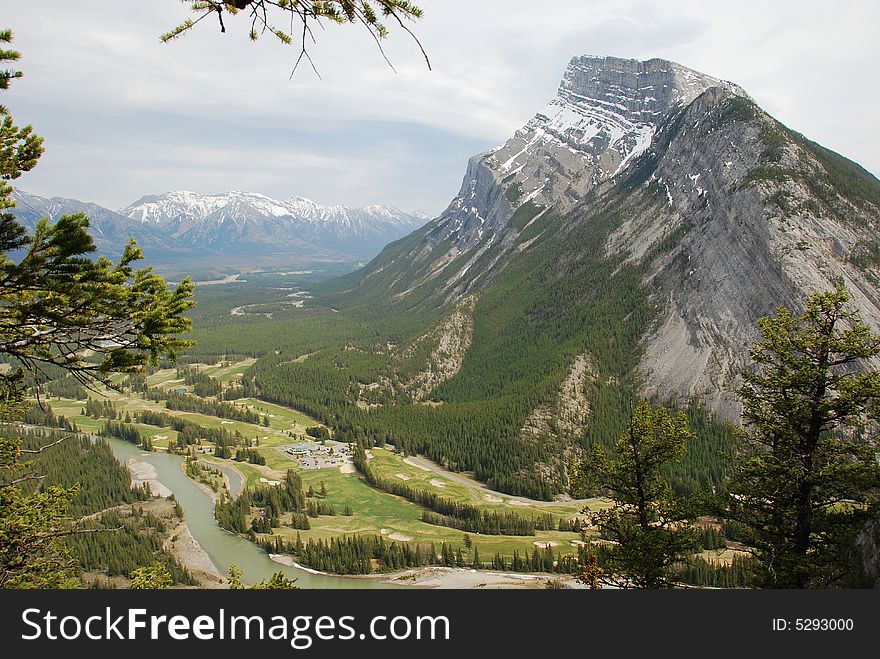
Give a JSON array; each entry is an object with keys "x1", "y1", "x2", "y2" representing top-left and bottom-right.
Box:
[
  {"x1": 19, "y1": 255, "x2": 749, "y2": 587},
  {"x1": 30, "y1": 366, "x2": 611, "y2": 588}
]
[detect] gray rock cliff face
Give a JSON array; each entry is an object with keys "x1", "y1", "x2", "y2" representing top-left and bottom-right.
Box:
[{"x1": 607, "y1": 88, "x2": 880, "y2": 418}]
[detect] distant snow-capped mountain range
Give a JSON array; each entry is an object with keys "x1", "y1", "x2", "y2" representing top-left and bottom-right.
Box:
[{"x1": 9, "y1": 189, "x2": 428, "y2": 261}]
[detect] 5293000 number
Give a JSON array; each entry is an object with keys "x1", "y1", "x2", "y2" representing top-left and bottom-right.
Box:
[{"x1": 795, "y1": 619, "x2": 853, "y2": 631}]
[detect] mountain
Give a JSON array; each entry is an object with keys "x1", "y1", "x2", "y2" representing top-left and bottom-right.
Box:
[
  {"x1": 119, "y1": 190, "x2": 428, "y2": 258},
  {"x1": 8, "y1": 190, "x2": 189, "y2": 260},
  {"x1": 8, "y1": 190, "x2": 428, "y2": 267},
  {"x1": 314, "y1": 55, "x2": 880, "y2": 494}
]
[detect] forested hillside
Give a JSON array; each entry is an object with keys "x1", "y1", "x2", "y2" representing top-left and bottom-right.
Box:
[{"x1": 4, "y1": 426, "x2": 195, "y2": 586}]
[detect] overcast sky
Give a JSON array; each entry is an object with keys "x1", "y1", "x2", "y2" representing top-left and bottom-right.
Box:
[{"x1": 3, "y1": 0, "x2": 879, "y2": 217}]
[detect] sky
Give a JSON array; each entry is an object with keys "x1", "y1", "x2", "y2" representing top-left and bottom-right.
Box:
[{"x1": 3, "y1": 0, "x2": 879, "y2": 218}]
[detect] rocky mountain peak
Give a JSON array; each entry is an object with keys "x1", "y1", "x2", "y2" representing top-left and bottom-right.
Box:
[
  {"x1": 9, "y1": 188, "x2": 428, "y2": 263},
  {"x1": 492, "y1": 55, "x2": 748, "y2": 201},
  {"x1": 427, "y1": 56, "x2": 748, "y2": 257},
  {"x1": 556, "y1": 56, "x2": 746, "y2": 125}
]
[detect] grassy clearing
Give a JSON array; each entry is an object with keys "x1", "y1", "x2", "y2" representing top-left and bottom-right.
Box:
[
  {"x1": 270, "y1": 466, "x2": 590, "y2": 560},
  {"x1": 46, "y1": 399, "x2": 179, "y2": 450},
  {"x1": 146, "y1": 368, "x2": 185, "y2": 390},
  {"x1": 193, "y1": 359, "x2": 258, "y2": 385},
  {"x1": 257, "y1": 446, "x2": 302, "y2": 472},
  {"x1": 237, "y1": 398, "x2": 320, "y2": 431},
  {"x1": 367, "y1": 448, "x2": 592, "y2": 518},
  {"x1": 44, "y1": 385, "x2": 315, "y2": 449},
  {"x1": 369, "y1": 448, "x2": 478, "y2": 504},
  {"x1": 145, "y1": 359, "x2": 258, "y2": 390},
  {"x1": 698, "y1": 547, "x2": 751, "y2": 566}
]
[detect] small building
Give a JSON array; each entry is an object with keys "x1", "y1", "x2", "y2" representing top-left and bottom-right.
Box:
[{"x1": 286, "y1": 442, "x2": 312, "y2": 457}]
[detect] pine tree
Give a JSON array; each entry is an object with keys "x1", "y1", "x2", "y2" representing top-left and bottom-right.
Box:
[
  {"x1": 130, "y1": 563, "x2": 172, "y2": 589},
  {"x1": 0, "y1": 31, "x2": 195, "y2": 589},
  {"x1": 723, "y1": 285, "x2": 880, "y2": 588},
  {"x1": 471, "y1": 545, "x2": 481, "y2": 569},
  {"x1": 573, "y1": 399, "x2": 700, "y2": 588}
]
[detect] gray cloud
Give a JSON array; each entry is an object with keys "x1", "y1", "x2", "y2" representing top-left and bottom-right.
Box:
[{"x1": 3, "y1": 0, "x2": 878, "y2": 217}]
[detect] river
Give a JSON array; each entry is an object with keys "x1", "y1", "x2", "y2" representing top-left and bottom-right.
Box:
[{"x1": 106, "y1": 438, "x2": 395, "y2": 589}]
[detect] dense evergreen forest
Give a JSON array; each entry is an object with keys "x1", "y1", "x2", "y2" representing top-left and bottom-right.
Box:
[
  {"x1": 136, "y1": 409, "x2": 249, "y2": 451},
  {"x1": 4, "y1": 426, "x2": 193, "y2": 585},
  {"x1": 9, "y1": 427, "x2": 147, "y2": 516},
  {"x1": 276, "y1": 533, "x2": 583, "y2": 575},
  {"x1": 254, "y1": 530, "x2": 750, "y2": 586},
  {"x1": 69, "y1": 508, "x2": 196, "y2": 586},
  {"x1": 214, "y1": 470, "x2": 314, "y2": 535}
]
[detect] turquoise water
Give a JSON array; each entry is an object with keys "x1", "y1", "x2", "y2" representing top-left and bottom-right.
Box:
[
  {"x1": 106, "y1": 438, "x2": 394, "y2": 589},
  {"x1": 212, "y1": 461, "x2": 244, "y2": 497}
]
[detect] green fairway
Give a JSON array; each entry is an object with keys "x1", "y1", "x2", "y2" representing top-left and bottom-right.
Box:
[
  {"x1": 237, "y1": 398, "x2": 321, "y2": 430},
  {"x1": 194, "y1": 359, "x2": 258, "y2": 385},
  {"x1": 271, "y1": 466, "x2": 590, "y2": 560},
  {"x1": 367, "y1": 448, "x2": 591, "y2": 518},
  {"x1": 46, "y1": 399, "x2": 179, "y2": 450}
]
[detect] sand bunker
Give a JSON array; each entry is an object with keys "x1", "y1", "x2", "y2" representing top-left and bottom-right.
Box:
[
  {"x1": 508, "y1": 500, "x2": 530, "y2": 507},
  {"x1": 533, "y1": 541, "x2": 559, "y2": 549},
  {"x1": 571, "y1": 540, "x2": 586, "y2": 547},
  {"x1": 388, "y1": 533, "x2": 412, "y2": 542},
  {"x1": 395, "y1": 473, "x2": 411, "y2": 481},
  {"x1": 259, "y1": 478, "x2": 281, "y2": 486},
  {"x1": 339, "y1": 464, "x2": 355, "y2": 474},
  {"x1": 483, "y1": 495, "x2": 502, "y2": 503},
  {"x1": 153, "y1": 435, "x2": 168, "y2": 440},
  {"x1": 429, "y1": 479, "x2": 446, "y2": 488},
  {"x1": 380, "y1": 529, "x2": 388, "y2": 535}
]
